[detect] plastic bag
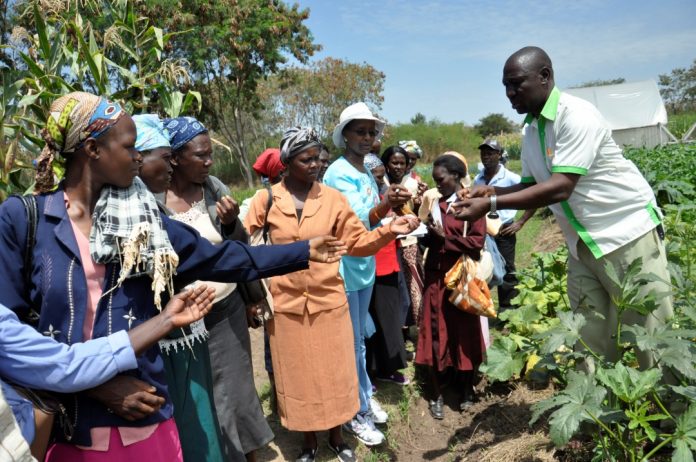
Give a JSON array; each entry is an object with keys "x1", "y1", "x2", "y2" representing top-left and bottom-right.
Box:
[{"x1": 443, "y1": 255, "x2": 497, "y2": 318}]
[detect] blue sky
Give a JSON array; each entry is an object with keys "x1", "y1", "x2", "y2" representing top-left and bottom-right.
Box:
[{"x1": 297, "y1": 0, "x2": 696, "y2": 126}]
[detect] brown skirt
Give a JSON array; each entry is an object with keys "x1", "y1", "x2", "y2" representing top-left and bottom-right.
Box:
[{"x1": 268, "y1": 303, "x2": 359, "y2": 431}]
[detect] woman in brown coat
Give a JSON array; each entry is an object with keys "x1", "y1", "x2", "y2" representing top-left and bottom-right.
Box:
[
  {"x1": 245, "y1": 127, "x2": 418, "y2": 462},
  {"x1": 415, "y1": 154, "x2": 486, "y2": 420}
]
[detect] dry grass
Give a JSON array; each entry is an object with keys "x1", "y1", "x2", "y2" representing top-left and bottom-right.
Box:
[{"x1": 476, "y1": 431, "x2": 556, "y2": 462}]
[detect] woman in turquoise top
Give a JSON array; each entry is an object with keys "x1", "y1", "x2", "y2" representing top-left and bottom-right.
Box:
[{"x1": 323, "y1": 102, "x2": 412, "y2": 446}]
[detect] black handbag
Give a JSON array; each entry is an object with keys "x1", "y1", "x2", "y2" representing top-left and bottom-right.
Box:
[{"x1": 10, "y1": 194, "x2": 74, "y2": 459}]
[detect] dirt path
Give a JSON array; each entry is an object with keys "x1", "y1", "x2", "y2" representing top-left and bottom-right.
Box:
[
  {"x1": 248, "y1": 220, "x2": 566, "y2": 461},
  {"x1": 249, "y1": 328, "x2": 559, "y2": 461}
]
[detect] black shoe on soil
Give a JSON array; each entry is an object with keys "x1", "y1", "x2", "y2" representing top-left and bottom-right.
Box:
[
  {"x1": 328, "y1": 442, "x2": 356, "y2": 462},
  {"x1": 429, "y1": 395, "x2": 444, "y2": 420},
  {"x1": 296, "y1": 447, "x2": 317, "y2": 462}
]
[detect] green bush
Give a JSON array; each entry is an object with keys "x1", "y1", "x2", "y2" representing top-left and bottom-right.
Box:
[
  {"x1": 381, "y1": 120, "x2": 481, "y2": 165},
  {"x1": 480, "y1": 143, "x2": 696, "y2": 461},
  {"x1": 624, "y1": 143, "x2": 696, "y2": 210},
  {"x1": 668, "y1": 111, "x2": 696, "y2": 139}
]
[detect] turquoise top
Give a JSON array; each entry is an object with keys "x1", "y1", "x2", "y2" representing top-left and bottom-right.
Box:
[{"x1": 323, "y1": 156, "x2": 380, "y2": 291}]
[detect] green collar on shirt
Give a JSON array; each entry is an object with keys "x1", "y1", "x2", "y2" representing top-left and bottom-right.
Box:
[{"x1": 524, "y1": 86, "x2": 561, "y2": 124}]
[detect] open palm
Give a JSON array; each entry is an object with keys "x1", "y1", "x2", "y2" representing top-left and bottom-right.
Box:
[{"x1": 164, "y1": 285, "x2": 216, "y2": 328}]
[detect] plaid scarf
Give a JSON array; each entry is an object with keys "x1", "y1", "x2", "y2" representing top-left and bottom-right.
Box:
[{"x1": 91, "y1": 177, "x2": 178, "y2": 311}]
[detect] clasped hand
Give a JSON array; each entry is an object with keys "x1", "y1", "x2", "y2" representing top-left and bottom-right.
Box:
[
  {"x1": 385, "y1": 184, "x2": 412, "y2": 209},
  {"x1": 388, "y1": 215, "x2": 421, "y2": 235},
  {"x1": 216, "y1": 195, "x2": 240, "y2": 225},
  {"x1": 450, "y1": 185, "x2": 494, "y2": 220}
]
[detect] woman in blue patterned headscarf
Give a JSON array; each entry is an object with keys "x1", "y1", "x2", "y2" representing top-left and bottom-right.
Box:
[{"x1": 162, "y1": 116, "x2": 275, "y2": 462}]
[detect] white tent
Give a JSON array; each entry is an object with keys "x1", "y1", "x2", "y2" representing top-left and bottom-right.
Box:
[{"x1": 565, "y1": 80, "x2": 676, "y2": 148}]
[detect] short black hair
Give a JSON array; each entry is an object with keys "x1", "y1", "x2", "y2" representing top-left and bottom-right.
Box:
[
  {"x1": 433, "y1": 155, "x2": 467, "y2": 179},
  {"x1": 380, "y1": 145, "x2": 408, "y2": 166}
]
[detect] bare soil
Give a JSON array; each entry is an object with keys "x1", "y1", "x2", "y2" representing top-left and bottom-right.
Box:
[
  {"x1": 247, "y1": 220, "x2": 569, "y2": 461},
  {"x1": 249, "y1": 329, "x2": 562, "y2": 461}
]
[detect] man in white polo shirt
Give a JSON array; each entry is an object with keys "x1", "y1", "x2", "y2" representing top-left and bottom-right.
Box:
[{"x1": 454, "y1": 46, "x2": 672, "y2": 369}]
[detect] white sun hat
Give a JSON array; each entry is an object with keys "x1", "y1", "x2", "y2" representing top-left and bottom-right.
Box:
[{"x1": 332, "y1": 102, "x2": 386, "y2": 149}]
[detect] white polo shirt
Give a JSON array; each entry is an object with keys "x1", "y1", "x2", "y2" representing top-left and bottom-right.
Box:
[{"x1": 520, "y1": 87, "x2": 660, "y2": 260}]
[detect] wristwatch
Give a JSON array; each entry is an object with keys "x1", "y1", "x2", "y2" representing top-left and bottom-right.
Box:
[{"x1": 488, "y1": 194, "x2": 499, "y2": 219}]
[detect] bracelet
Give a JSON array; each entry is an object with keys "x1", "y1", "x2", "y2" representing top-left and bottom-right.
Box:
[{"x1": 488, "y1": 195, "x2": 499, "y2": 219}]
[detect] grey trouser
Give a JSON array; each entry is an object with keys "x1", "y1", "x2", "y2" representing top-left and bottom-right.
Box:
[{"x1": 567, "y1": 228, "x2": 673, "y2": 370}]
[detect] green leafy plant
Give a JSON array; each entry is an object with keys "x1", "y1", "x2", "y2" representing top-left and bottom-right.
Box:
[
  {"x1": 528, "y1": 259, "x2": 696, "y2": 461},
  {"x1": 625, "y1": 144, "x2": 696, "y2": 210},
  {"x1": 479, "y1": 248, "x2": 571, "y2": 383}
]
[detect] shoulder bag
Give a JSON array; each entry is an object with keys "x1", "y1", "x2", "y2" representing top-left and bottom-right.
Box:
[
  {"x1": 248, "y1": 186, "x2": 274, "y2": 320},
  {"x1": 10, "y1": 194, "x2": 74, "y2": 461}
]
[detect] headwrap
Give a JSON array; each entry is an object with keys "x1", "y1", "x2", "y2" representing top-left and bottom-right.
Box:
[
  {"x1": 164, "y1": 116, "x2": 208, "y2": 151},
  {"x1": 442, "y1": 150, "x2": 471, "y2": 188},
  {"x1": 398, "y1": 140, "x2": 423, "y2": 159},
  {"x1": 133, "y1": 114, "x2": 170, "y2": 152},
  {"x1": 37, "y1": 92, "x2": 125, "y2": 193},
  {"x1": 253, "y1": 148, "x2": 284, "y2": 180},
  {"x1": 363, "y1": 153, "x2": 383, "y2": 171},
  {"x1": 279, "y1": 126, "x2": 321, "y2": 165}
]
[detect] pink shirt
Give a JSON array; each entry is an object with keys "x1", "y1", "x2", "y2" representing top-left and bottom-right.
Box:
[{"x1": 66, "y1": 194, "x2": 157, "y2": 451}]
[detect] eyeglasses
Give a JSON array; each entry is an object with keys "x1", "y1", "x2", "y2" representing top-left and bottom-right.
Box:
[{"x1": 348, "y1": 129, "x2": 378, "y2": 138}]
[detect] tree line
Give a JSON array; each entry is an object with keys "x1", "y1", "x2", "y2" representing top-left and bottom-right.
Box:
[{"x1": 0, "y1": 0, "x2": 694, "y2": 190}]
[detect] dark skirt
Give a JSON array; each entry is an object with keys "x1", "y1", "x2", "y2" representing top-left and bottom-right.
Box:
[
  {"x1": 415, "y1": 270, "x2": 484, "y2": 372},
  {"x1": 162, "y1": 338, "x2": 224, "y2": 462},
  {"x1": 367, "y1": 272, "x2": 408, "y2": 376},
  {"x1": 206, "y1": 290, "x2": 274, "y2": 459}
]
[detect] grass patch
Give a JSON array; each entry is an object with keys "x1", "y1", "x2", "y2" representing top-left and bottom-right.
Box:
[
  {"x1": 382, "y1": 121, "x2": 482, "y2": 163},
  {"x1": 514, "y1": 212, "x2": 546, "y2": 270},
  {"x1": 229, "y1": 186, "x2": 257, "y2": 203},
  {"x1": 354, "y1": 341, "x2": 420, "y2": 461},
  {"x1": 668, "y1": 110, "x2": 696, "y2": 139}
]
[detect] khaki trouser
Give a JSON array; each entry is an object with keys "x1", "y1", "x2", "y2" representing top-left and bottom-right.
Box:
[{"x1": 567, "y1": 228, "x2": 673, "y2": 370}]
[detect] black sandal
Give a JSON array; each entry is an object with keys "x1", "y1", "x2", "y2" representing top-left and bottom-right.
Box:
[{"x1": 295, "y1": 447, "x2": 317, "y2": 462}]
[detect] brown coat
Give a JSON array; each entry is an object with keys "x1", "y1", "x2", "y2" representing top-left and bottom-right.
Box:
[{"x1": 244, "y1": 181, "x2": 395, "y2": 315}]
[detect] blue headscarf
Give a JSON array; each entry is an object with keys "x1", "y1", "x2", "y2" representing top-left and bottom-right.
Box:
[
  {"x1": 163, "y1": 116, "x2": 208, "y2": 151},
  {"x1": 133, "y1": 114, "x2": 170, "y2": 152}
]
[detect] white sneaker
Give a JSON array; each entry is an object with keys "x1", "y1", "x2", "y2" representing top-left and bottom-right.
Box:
[
  {"x1": 342, "y1": 414, "x2": 384, "y2": 446},
  {"x1": 369, "y1": 397, "x2": 388, "y2": 424}
]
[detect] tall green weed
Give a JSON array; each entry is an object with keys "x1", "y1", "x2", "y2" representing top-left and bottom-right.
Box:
[{"x1": 381, "y1": 121, "x2": 481, "y2": 164}]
